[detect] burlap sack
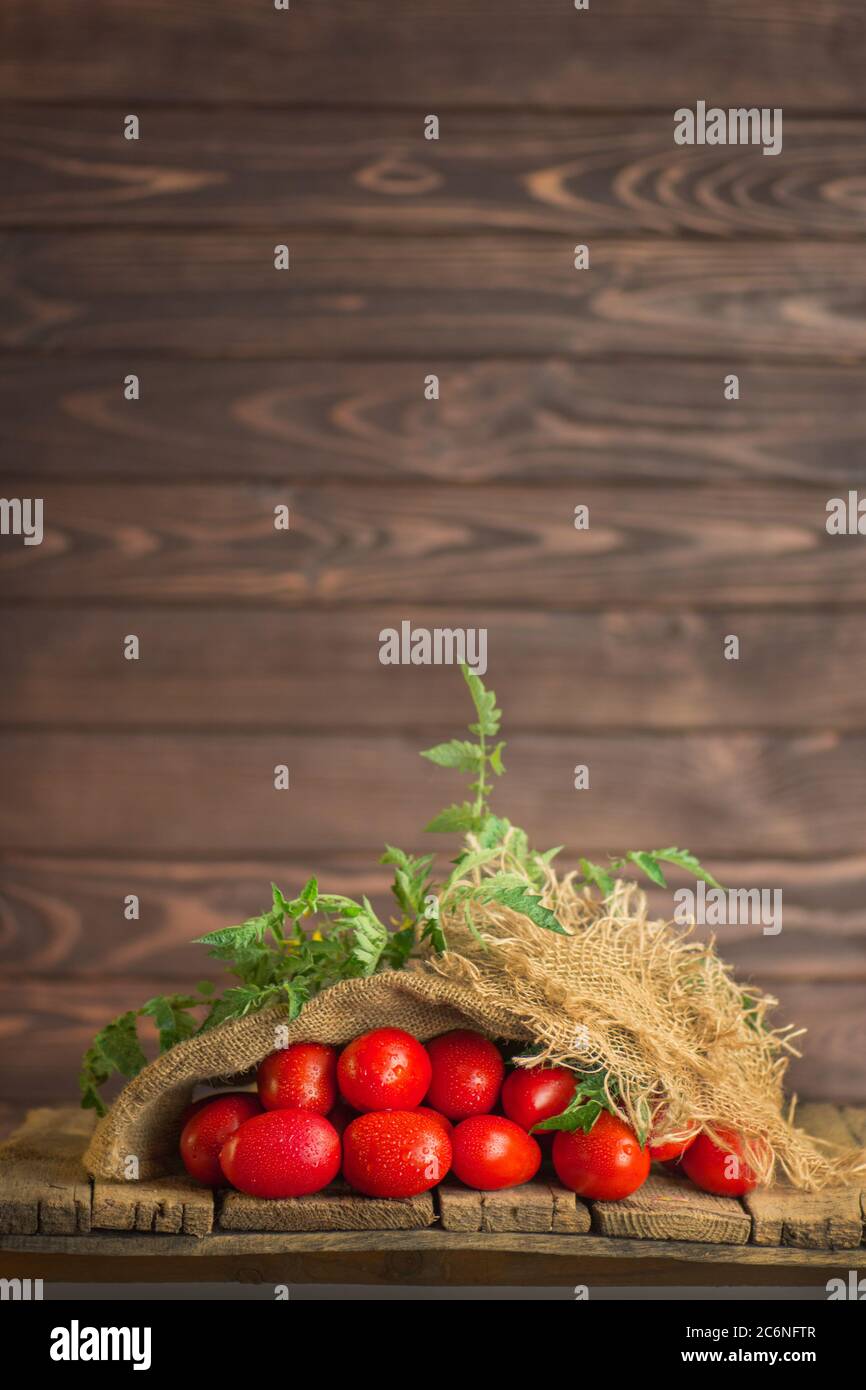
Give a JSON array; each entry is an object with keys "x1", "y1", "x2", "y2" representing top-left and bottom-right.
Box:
[
  {"x1": 84, "y1": 969, "x2": 534, "y2": 1180},
  {"x1": 85, "y1": 875, "x2": 866, "y2": 1188}
]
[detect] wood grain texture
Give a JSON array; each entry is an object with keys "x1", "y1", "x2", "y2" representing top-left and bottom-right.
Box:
[
  {"x1": 590, "y1": 1171, "x2": 751, "y2": 1244},
  {"x1": 0, "y1": 1107, "x2": 93, "y2": 1236},
  {"x1": 5, "y1": 233, "x2": 866, "y2": 361},
  {"x1": 219, "y1": 1184, "x2": 435, "y2": 1233},
  {"x1": 1, "y1": 2, "x2": 862, "y2": 109},
  {"x1": 744, "y1": 1185, "x2": 862, "y2": 1249},
  {"x1": 2, "y1": 480, "x2": 863, "y2": 609},
  {"x1": 0, "y1": 979, "x2": 864, "y2": 1111},
  {"x1": 4, "y1": 607, "x2": 866, "y2": 732},
  {"x1": 4, "y1": 854, "x2": 866, "y2": 984},
  {"x1": 437, "y1": 1180, "x2": 590, "y2": 1234},
  {"x1": 5, "y1": 729, "x2": 866, "y2": 857},
  {"x1": 7, "y1": 359, "x2": 866, "y2": 486},
  {"x1": 92, "y1": 1176, "x2": 212, "y2": 1237},
  {"x1": 5, "y1": 109, "x2": 866, "y2": 239}
]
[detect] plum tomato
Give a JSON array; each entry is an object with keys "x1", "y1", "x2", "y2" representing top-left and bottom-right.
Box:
[
  {"x1": 180, "y1": 1093, "x2": 263, "y2": 1186},
  {"x1": 219, "y1": 1109, "x2": 341, "y2": 1198},
  {"x1": 647, "y1": 1106, "x2": 698, "y2": 1163},
  {"x1": 451, "y1": 1114, "x2": 541, "y2": 1191},
  {"x1": 337, "y1": 1027, "x2": 432, "y2": 1112},
  {"x1": 552, "y1": 1111, "x2": 650, "y2": 1201},
  {"x1": 410, "y1": 1105, "x2": 454, "y2": 1139},
  {"x1": 680, "y1": 1128, "x2": 761, "y2": 1196},
  {"x1": 424, "y1": 1030, "x2": 505, "y2": 1121},
  {"x1": 342, "y1": 1110, "x2": 452, "y2": 1198},
  {"x1": 180, "y1": 1089, "x2": 258, "y2": 1129},
  {"x1": 501, "y1": 1066, "x2": 576, "y2": 1132},
  {"x1": 256, "y1": 1041, "x2": 338, "y2": 1114}
]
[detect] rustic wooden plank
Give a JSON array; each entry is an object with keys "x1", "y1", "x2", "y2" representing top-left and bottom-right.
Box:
[
  {"x1": 5, "y1": 110, "x2": 866, "y2": 239},
  {"x1": 7, "y1": 608, "x2": 866, "y2": 732},
  {"x1": 91, "y1": 1176, "x2": 212, "y2": 1237},
  {"x1": 5, "y1": 359, "x2": 866, "y2": 487},
  {"x1": 219, "y1": 1183, "x2": 435, "y2": 1233},
  {"x1": 437, "y1": 1179, "x2": 590, "y2": 1234},
  {"x1": 3, "y1": 853, "x2": 866, "y2": 986},
  {"x1": 5, "y1": 730, "x2": 866, "y2": 858},
  {"x1": 3, "y1": 480, "x2": 865, "y2": 609},
  {"x1": 1, "y1": 1, "x2": 861, "y2": 109},
  {"x1": 590, "y1": 1171, "x2": 751, "y2": 1244},
  {"x1": 743, "y1": 1186, "x2": 862, "y2": 1249},
  {"x1": 0, "y1": 1107, "x2": 93, "y2": 1236},
  {"x1": 5, "y1": 234, "x2": 866, "y2": 361}
]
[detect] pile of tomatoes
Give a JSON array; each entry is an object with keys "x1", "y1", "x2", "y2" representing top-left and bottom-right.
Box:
[{"x1": 179, "y1": 1027, "x2": 759, "y2": 1202}]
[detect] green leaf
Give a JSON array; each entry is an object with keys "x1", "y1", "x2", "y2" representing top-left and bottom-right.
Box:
[
  {"x1": 652, "y1": 848, "x2": 724, "y2": 891},
  {"x1": 196, "y1": 980, "x2": 215, "y2": 996},
  {"x1": 477, "y1": 814, "x2": 511, "y2": 848},
  {"x1": 534, "y1": 1097, "x2": 603, "y2": 1135},
  {"x1": 420, "y1": 739, "x2": 484, "y2": 771},
  {"x1": 425, "y1": 802, "x2": 481, "y2": 834},
  {"x1": 140, "y1": 995, "x2": 199, "y2": 1053},
  {"x1": 625, "y1": 851, "x2": 668, "y2": 888},
  {"x1": 350, "y1": 900, "x2": 390, "y2": 975},
  {"x1": 484, "y1": 881, "x2": 568, "y2": 935},
  {"x1": 579, "y1": 858, "x2": 616, "y2": 897},
  {"x1": 461, "y1": 665, "x2": 501, "y2": 738},
  {"x1": 97, "y1": 1012, "x2": 148, "y2": 1077},
  {"x1": 488, "y1": 741, "x2": 506, "y2": 776}
]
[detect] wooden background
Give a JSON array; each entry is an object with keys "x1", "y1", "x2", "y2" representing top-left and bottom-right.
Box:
[{"x1": 2, "y1": 1, "x2": 866, "y2": 1120}]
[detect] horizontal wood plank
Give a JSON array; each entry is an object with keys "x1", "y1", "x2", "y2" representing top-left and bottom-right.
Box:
[
  {"x1": 3, "y1": 729, "x2": 866, "y2": 857},
  {"x1": 0, "y1": 979, "x2": 864, "y2": 1111},
  {"x1": 0, "y1": 1108, "x2": 93, "y2": 1236},
  {"x1": 92, "y1": 1176, "x2": 212, "y2": 1237},
  {"x1": 4, "y1": 607, "x2": 866, "y2": 732},
  {"x1": 219, "y1": 1184, "x2": 435, "y2": 1233},
  {"x1": 743, "y1": 1185, "x2": 862, "y2": 1249},
  {"x1": 1, "y1": 480, "x2": 863, "y2": 609},
  {"x1": 4, "y1": 234, "x2": 866, "y2": 361},
  {"x1": 3, "y1": 854, "x2": 866, "y2": 983},
  {"x1": 4, "y1": 359, "x2": 866, "y2": 486},
  {"x1": 590, "y1": 1171, "x2": 751, "y2": 1244},
  {"x1": 5, "y1": 110, "x2": 866, "y2": 239},
  {"x1": 1, "y1": 2, "x2": 862, "y2": 110}
]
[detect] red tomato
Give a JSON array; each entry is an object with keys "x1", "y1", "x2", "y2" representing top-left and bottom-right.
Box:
[
  {"x1": 552, "y1": 1111, "x2": 650, "y2": 1201},
  {"x1": 219, "y1": 1109, "x2": 341, "y2": 1198},
  {"x1": 180, "y1": 1090, "x2": 258, "y2": 1128},
  {"x1": 337, "y1": 1027, "x2": 432, "y2": 1112},
  {"x1": 256, "y1": 1041, "x2": 337, "y2": 1114},
  {"x1": 327, "y1": 1099, "x2": 359, "y2": 1137},
  {"x1": 424, "y1": 1030, "x2": 505, "y2": 1121},
  {"x1": 180, "y1": 1093, "x2": 262, "y2": 1186},
  {"x1": 501, "y1": 1066, "x2": 576, "y2": 1132},
  {"x1": 681, "y1": 1128, "x2": 760, "y2": 1196},
  {"x1": 411, "y1": 1105, "x2": 454, "y2": 1139},
  {"x1": 647, "y1": 1106, "x2": 698, "y2": 1163},
  {"x1": 451, "y1": 1115, "x2": 541, "y2": 1190},
  {"x1": 342, "y1": 1110, "x2": 452, "y2": 1198}
]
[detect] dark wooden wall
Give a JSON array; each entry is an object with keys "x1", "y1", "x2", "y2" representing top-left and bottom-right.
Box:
[{"x1": 2, "y1": 2, "x2": 866, "y2": 1114}]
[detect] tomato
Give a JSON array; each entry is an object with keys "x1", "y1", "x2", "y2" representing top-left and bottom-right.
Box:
[
  {"x1": 180, "y1": 1089, "x2": 257, "y2": 1128},
  {"x1": 342, "y1": 1110, "x2": 452, "y2": 1198},
  {"x1": 256, "y1": 1041, "x2": 337, "y2": 1114},
  {"x1": 451, "y1": 1115, "x2": 541, "y2": 1190},
  {"x1": 410, "y1": 1105, "x2": 454, "y2": 1139},
  {"x1": 424, "y1": 1030, "x2": 505, "y2": 1121},
  {"x1": 501, "y1": 1066, "x2": 576, "y2": 1132},
  {"x1": 552, "y1": 1111, "x2": 650, "y2": 1201},
  {"x1": 337, "y1": 1027, "x2": 432, "y2": 1112},
  {"x1": 681, "y1": 1128, "x2": 760, "y2": 1196},
  {"x1": 219, "y1": 1109, "x2": 341, "y2": 1198},
  {"x1": 179, "y1": 1093, "x2": 262, "y2": 1186}
]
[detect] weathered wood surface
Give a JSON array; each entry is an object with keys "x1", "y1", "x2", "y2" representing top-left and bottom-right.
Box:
[
  {"x1": 1, "y1": 2, "x2": 861, "y2": 110},
  {"x1": 5, "y1": 110, "x2": 866, "y2": 239},
  {"x1": 590, "y1": 1172, "x2": 751, "y2": 1245},
  {"x1": 4, "y1": 853, "x2": 866, "y2": 982},
  {"x1": 744, "y1": 1186, "x2": 863, "y2": 1249},
  {"x1": 438, "y1": 1180, "x2": 590, "y2": 1235},
  {"x1": 92, "y1": 1176, "x2": 213, "y2": 1237},
  {"x1": 6, "y1": 609, "x2": 866, "y2": 732},
  {"x1": 0, "y1": 1108, "x2": 93, "y2": 1236},
  {"x1": 2, "y1": 481, "x2": 863, "y2": 610},
  {"x1": 219, "y1": 1183, "x2": 435, "y2": 1234},
  {"x1": 6, "y1": 360, "x2": 866, "y2": 486},
  {"x1": 5, "y1": 234, "x2": 866, "y2": 361},
  {"x1": 6, "y1": 730, "x2": 866, "y2": 858}
]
